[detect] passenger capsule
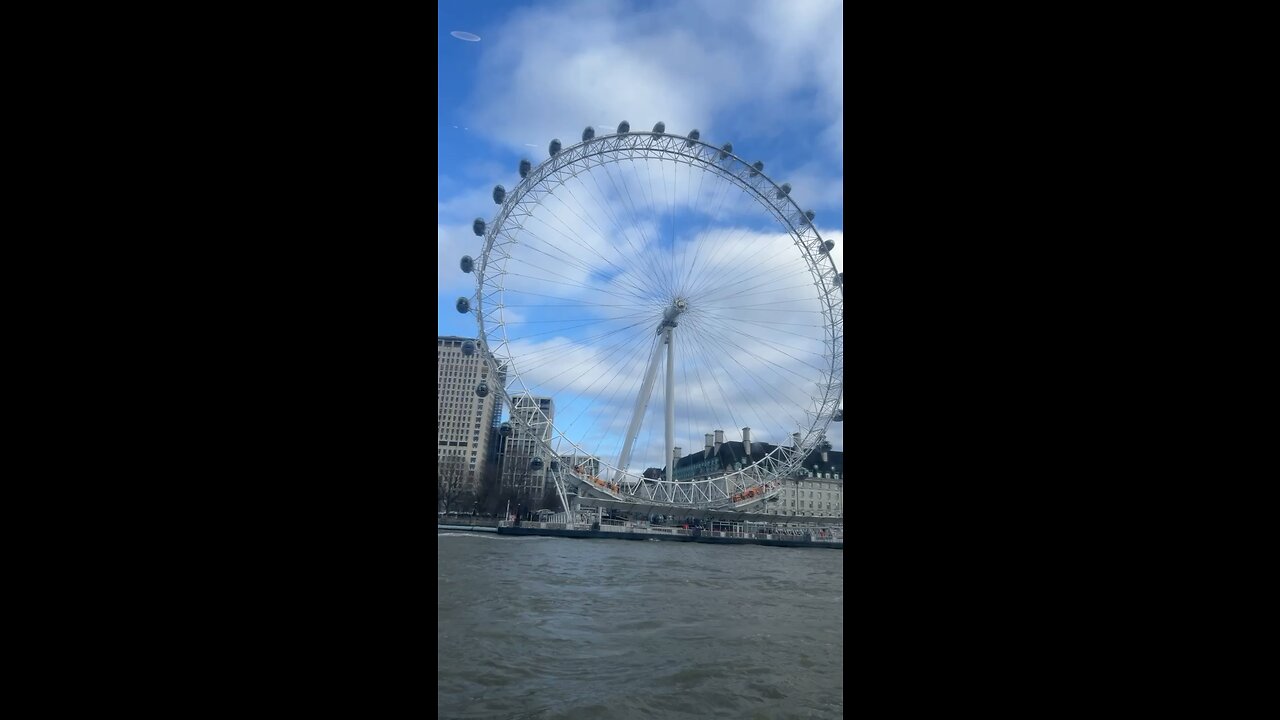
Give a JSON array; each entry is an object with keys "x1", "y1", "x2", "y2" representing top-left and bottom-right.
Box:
[
  {"x1": 462, "y1": 340, "x2": 476, "y2": 356},
  {"x1": 492, "y1": 185, "x2": 505, "y2": 204},
  {"x1": 719, "y1": 142, "x2": 733, "y2": 160},
  {"x1": 834, "y1": 272, "x2": 843, "y2": 286},
  {"x1": 455, "y1": 297, "x2": 470, "y2": 313},
  {"x1": 652, "y1": 121, "x2": 665, "y2": 134},
  {"x1": 819, "y1": 239, "x2": 835, "y2": 254},
  {"x1": 550, "y1": 461, "x2": 560, "y2": 472},
  {"x1": 804, "y1": 210, "x2": 816, "y2": 225},
  {"x1": 500, "y1": 421, "x2": 511, "y2": 435},
  {"x1": 529, "y1": 457, "x2": 544, "y2": 471},
  {"x1": 519, "y1": 159, "x2": 531, "y2": 178},
  {"x1": 617, "y1": 121, "x2": 630, "y2": 134},
  {"x1": 833, "y1": 409, "x2": 844, "y2": 422},
  {"x1": 549, "y1": 139, "x2": 561, "y2": 157},
  {"x1": 582, "y1": 126, "x2": 595, "y2": 142},
  {"x1": 473, "y1": 218, "x2": 486, "y2": 236},
  {"x1": 475, "y1": 381, "x2": 489, "y2": 398},
  {"x1": 460, "y1": 255, "x2": 474, "y2": 273},
  {"x1": 685, "y1": 129, "x2": 700, "y2": 147},
  {"x1": 750, "y1": 161, "x2": 764, "y2": 177},
  {"x1": 775, "y1": 183, "x2": 792, "y2": 199}
]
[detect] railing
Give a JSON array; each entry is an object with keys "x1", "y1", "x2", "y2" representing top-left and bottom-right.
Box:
[
  {"x1": 496, "y1": 518, "x2": 842, "y2": 543},
  {"x1": 436, "y1": 516, "x2": 502, "y2": 528}
]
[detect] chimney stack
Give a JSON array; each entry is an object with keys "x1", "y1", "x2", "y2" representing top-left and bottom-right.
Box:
[
  {"x1": 705, "y1": 433, "x2": 714, "y2": 458},
  {"x1": 673, "y1": 446, "x2": 682, "y2": 462},
  {"x1": 714, "y1": 429, "x2": 724, "y2": 454},
  {"x1": 742, "y1": 427, "x2": 752, "y2": 455},
  {"x1": 821, "y1": 449, "x2": 829, "y2": 463}
]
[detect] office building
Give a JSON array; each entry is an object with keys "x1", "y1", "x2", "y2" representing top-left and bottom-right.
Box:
[
  {"x1": 500, "y1": 393, "x2": 555, "y2": 495},
  {"x1": 437, "y1": 336, "x2": 502, "y2": 491}
]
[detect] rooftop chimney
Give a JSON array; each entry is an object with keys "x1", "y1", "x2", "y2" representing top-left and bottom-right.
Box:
[
  {"x1": 821, "y1": 449, "x2": 829, "y2": 463},
  {"x1": 742, "y1": 427, "x2": 752, "y2": 456},
  {"x1": 704, "y1": 433, "x2": 714, "y2": 458},
  {"x1": 714, "y1": 429, "x2": 724, "y2": 454},
  {"x1": 673, "y1": 446, "x2": 682, "y2": 462}
]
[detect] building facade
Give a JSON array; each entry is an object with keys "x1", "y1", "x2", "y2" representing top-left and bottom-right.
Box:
[
  {"x1": 500, "y1": 393, "x2": 555, "y2": 495},
  {"x1": 774, "y1": 448, "x2": 844, "y2": 519},
  {"x1": 669, "y1": 427, "x2": 844, "y2": 519},
  {"x1": 437, "y1": 336, "x2": 502, "y2": 491}
]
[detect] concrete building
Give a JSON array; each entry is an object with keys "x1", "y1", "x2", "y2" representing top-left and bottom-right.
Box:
[
  {"x1": 668, "y1": 427, "x2": 844, "y2": 519},
  {"x1": 778, "y1": 445, "x2": 844, "y2": 519},
  {"x1": 500, "y1": 393, "x2": 555, "y2": 495},
  {"x1": 437, "y1": 336, "x2": 502, "y2": 491}
]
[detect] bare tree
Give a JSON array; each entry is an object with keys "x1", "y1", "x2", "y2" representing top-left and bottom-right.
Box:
[
  {"x1": 537, "y1": 486, "x2": 559, "y2": 511},
  {"x1": 438, "y1": 456, "x2": 468, "y2": 513},
  {"x1": 474, "y1": 460, "x2": 501, "y2": 515},
  {"x1": 501, "y1": 487, "x2": 538, "y2": 520}
]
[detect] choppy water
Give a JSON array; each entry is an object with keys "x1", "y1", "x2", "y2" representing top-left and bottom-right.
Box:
[{"x1": 438, "y1": 531, "x2": 843, "y2": 719}]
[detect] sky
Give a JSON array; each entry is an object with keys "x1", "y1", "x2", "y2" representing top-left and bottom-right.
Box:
[{"x1": 438, "y1": 0, "x2": 843, "y2": 476}]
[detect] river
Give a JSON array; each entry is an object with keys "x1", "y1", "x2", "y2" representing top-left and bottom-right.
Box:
[{"x1": 438, "y1": 531, "x2": 844, "y2": 719}]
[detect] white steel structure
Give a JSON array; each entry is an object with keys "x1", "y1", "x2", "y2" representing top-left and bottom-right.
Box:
[{"x1": 455, "y1": 121, "x2": 843, "y2": 512}]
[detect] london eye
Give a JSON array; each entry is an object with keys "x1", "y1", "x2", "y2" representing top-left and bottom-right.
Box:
[{"x1": 456, "y1": 121, "x2": 843, "y2": 513}]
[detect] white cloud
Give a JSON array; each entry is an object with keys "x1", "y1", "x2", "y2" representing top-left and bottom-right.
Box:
[
  {"x1": 463, "y1": 0, "x2": 842, "y2": 164},
  {"x1": 439, "y1": 223, "x2": 482, "y2": 297},
  {"x1": 783, "y1": 163, "x2": 845, "y2": 218}
]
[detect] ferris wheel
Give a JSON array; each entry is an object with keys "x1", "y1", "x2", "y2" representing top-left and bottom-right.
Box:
[{"x1": 455, "y1": 121, "x2": 842, "y2": 512}]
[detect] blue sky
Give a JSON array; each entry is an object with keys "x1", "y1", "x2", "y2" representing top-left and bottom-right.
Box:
[{"x1": 439, "y1": 0, "x2": 843, "y2": 471}]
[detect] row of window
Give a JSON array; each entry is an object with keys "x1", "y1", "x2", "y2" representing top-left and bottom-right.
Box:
[{"x1": 786, "y1": 490, "x2": 840, "y2": 500}]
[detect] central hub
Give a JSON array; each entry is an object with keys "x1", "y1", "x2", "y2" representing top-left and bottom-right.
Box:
[{"x1": 660, "y1": 298, "x2": 688, "y2": 329}]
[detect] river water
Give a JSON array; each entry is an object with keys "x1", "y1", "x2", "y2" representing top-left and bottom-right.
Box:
[{"x1": 438, "y1": 531, "x2": 844, "y2": 719}]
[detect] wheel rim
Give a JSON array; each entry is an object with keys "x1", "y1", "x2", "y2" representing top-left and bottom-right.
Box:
[{"x1": 470, "y1": 128, "x2": 843, "y2": 510}]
